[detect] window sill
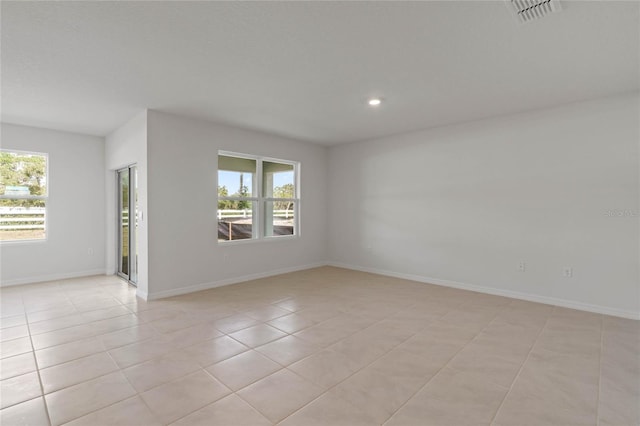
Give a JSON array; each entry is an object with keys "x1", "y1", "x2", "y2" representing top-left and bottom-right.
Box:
[
  {"x1": 0, "y1": 238, "x2": 48, "y2": 245},
  {"x1": 218, "y1": 235, "x2": 300, "y2": 246}
]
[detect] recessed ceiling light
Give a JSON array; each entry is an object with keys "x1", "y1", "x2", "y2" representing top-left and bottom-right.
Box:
[{"x1": 368, "y1": 98, "x2": 382, "y2": 106}]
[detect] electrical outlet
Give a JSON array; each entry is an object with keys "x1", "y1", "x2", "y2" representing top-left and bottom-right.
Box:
[
  {"x1": 518, "y1": 261, "x2": 526, "y2": 272},
  {"x1": 563, "y1": 267, "x2": 573, "y2": 278},
  {"x1": 87, "y1": 248, "x2": 94, "y2": 256}
]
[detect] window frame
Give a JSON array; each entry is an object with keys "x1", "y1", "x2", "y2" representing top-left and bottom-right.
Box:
[
  {"x1": 0, "y1": 149, "x2": 49, "y2": 244},
  {"x1": 217, "y1": 151, "x2": 299, "y2": 244}
]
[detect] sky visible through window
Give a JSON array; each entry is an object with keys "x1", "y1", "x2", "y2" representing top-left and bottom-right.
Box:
[{"x1": 218, "y1": 170, "x2": 293, "y2": 196}]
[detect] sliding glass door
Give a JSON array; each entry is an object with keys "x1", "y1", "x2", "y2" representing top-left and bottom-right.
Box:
[{"x1": 117, "y1": 165, "x2": 137, "y2": 285}]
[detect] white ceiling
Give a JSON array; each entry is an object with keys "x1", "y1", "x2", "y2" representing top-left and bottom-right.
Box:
[{"x1": 2, "y1": 1, "x2": 638, "y2": 145}]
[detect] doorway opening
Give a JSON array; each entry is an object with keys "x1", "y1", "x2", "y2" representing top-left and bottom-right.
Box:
[{"x1": 117, "y1": 165, "x2": 138, "y2": 285}]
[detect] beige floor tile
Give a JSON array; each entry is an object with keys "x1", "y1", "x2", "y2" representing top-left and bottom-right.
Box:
[
  {"x1": 598, "y1": 353, "x2": 640, "y2": 426},
  {"x1": 99, "y1": 324, "x2": 160, "y2": 350},
  {"x1": 26, "y1": 301, "x2": 75, "y2": 315},
  {"x1": 72, "y1": 298, "x2": 122, "y2": 313},
  {"x1": 64, "y1": 396, "x2": 162, "y2": 426},
  {"x1": 279, "y1": 392, "x2": 377, "y2": 426},
  {"x1": 602, "y1": 330, "x2": 640, "y2": 368},
  {"x1": 598, "y1": 382, "x2": 640, "y2": 426},
  {"x1": 210, "y1": 314, "x2": 260, "y2": 334},
  {"x1": 134, "y1": 307, "x2": 183, "y2": 323},
  {"x1": 386, "y1": 367, "x2": 508, "y2": 426},
  {"x1": 267, "y1": 313, "x2": 316, "y2": 334},
  {"x1": 288, "y1": 349, "x2": 362, "y2": 389},
  {"x1": 329, "y1": 326, "x2": 410, "y2": 366},
  {"x1": 255, "y1": 335, "x2": 318, "y2": 366},
  {"x1": 238, "y1": 369, "x2": 323, "y2": 423},
  {"x1": 0, "y1": 305, "x2": 26, "y2": 319},
  {"x1": 493, "y1": 359, "x2": 598, "y2": 426},
  {"x1": 140, "y1": 370, "x2": 231, "y2": 424},
  {"x1": 162, "y1": 322, "x2": 223, "y2": 349},
  {"x1": 148, "y1": 313, "x2": 202, "y2": 334},
  {"x1": 536, "y1": 327, "x2": 601, "y2": 356},
  {"x1": 243, "y1": 305, "x2": 291, "y2": 322},
  {"x1": 446, "y1": 342, "x2": 526, "y2": 388},
  {"x1": 0, "y1": 325, "x2": 29, "y2": 343},
  {"x1": 1, "y1": 269, "x2": 636, "y2": 426},
  {"x1": 0, "y1": 372, "x2": 42, "y2": 409},
  {"x1": 370, "y1": 348, "x2": 442, "y2": 380},
  {"x1": 45, "y1": 371, "x2": 136, "y2": 425},
  {"x1": 79, "y1": 305, "x2": 133, "y2": 322},
  {"x1": 90, "y1": 314, "x2": 141, "y2": 335},
  {"x1": 438, "y1": 309, "x2": 497, "y2": 332},
  {"x1": 0, "y1": 337, "x2": 33, "y2": 360},
  {"x1": 35, "y1": 337, "x2": 105, "y2": 369},
  {"x1": 0, "y1": 315, "x2": 27, "y2": 330},
  {"x1": 527, "y1": 346, "x2": 600, "y2": 382},
  {"x1": 229, "y1": 324, "x2": 288, "y2": 348},
  {"x1": 274, "y1": 298, "x2": 305, "y2": 313},
  {"x1": 292, "y1": 324, "x2": 347, "y2": 348},
  {"x1": 186, "y1": 305, "x2": 237, "y2": 322},
  {"x1": 331, "y1": 354, "x2": 436, "y2": 424},
  {"x1": 395, "y1": 327, "x2": 473, "y2": 366},
  {"x1": 388, "y1": 304, "x2": 450, "y2": 324},
  {"x1": 40, "y1": 352, "x2": 119, "y2": 394},
  {"x1": 123, "y1": 351, "x2": 201, "y2": 392},
  {"x1": 0, "y1": 352, "x2": 37, "y2": 381},
  {"x1": 31, "y1": 324, "x2": 98, "y2": 350},
  {"x1": 181, "y1": 335, "x2": 249, "y2": 367},
  {"x1": 0, "y1": 397, "x2": 49, "y2": 426},
  {"x1": 207, "y1": 350, "x2": 281, "y2": 391},
  {"x1": 294, "y1": 306, "x2": 343, "y2": 323},
  {"x1": 29, "y1": 314, "x2": 87, "y2": 336},
  {"x1": 108, "y1": 337, "x2": 176, "y2": 368},
  {"x1": 170, "y1": 393, "x2": 271, "y2": 426},
  {"x1": 26, "y1": 306, "x2": 78, "y2": 324}
]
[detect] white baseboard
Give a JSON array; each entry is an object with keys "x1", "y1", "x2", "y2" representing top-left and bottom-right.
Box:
[
  {"x1": 145, "y1": 262, "x2": 328, "y2": 300},
  {"x1": 327, "y1": 262, "x2": 640, "y2": 320},
  {"x1": 0, "y1": 269, "x2": 109, "y2": 287}
]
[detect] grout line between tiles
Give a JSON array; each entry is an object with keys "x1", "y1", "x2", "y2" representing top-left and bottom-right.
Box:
[
  {"x1": 381, "y1": 308, "x2": 507, "y2": 426},
  {"x1": 268, "y1": 308, "x2": 432, "y2": 426},
  {"x1": 595, "y1": 313, "x2": 604, "y2": 426},
  {"x1": 487, "y1": 305, "x2": 556, "y2": 425},
  {"x1": 23, "y1": 301, "x2": 54, "y2": 426}
]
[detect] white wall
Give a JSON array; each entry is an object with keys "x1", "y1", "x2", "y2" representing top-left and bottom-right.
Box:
[
  {"x1": 0, "y1": 123, "x2": 106, "y2": 285},
  {"x1": 328, "y1": 93, "x2": 640, "y2": 319},
  {"x1": 145, "y1": 111, "x2": 328, "y2": 298},
  {"x1": 105, "y1": 111, "x2": 149, "y2": 298}
]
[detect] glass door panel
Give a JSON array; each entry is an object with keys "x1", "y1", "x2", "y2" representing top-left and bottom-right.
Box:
[
  {"x1": 117, "y1": 169, "x2": 129, "y2": 279},
  {"x1": 117, "y1": 166, "x2": 137, "y2": 285}
]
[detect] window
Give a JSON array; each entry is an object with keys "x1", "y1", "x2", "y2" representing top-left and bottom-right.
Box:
[
  {"x1": 0, "y1": 150, "x2": 48, "y2": 242},
  {"x1": 218, "y1": 152, "x2": 298, "y2": 242}
]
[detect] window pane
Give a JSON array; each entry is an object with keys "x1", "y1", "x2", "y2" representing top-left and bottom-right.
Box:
[
  {"x1": 0, "y1": 199, "x2": 46, "y2": 241},
  {"x1": 218, "y1": 201, "x2": 255, "y2": 242},
  {"x1": 218, "y1": 156, "x2": 255, "y2": 198},
  {"x1": 263, "y1": 161, "x2": 294, "y2": 198},
  {"x1": 264, "y1": 201, "x2": 295, "y2": 237},
  {"x1": 0, "y1": 151, "x2": 47, "y2": 197}
]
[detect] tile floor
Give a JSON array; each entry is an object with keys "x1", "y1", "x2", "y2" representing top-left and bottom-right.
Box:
[{"x1": 0, "y1": 266, "x2": 638, "y2": 425}]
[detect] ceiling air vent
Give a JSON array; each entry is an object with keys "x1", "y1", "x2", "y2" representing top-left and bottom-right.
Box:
[{"x1": 508, "y1": 0, "x2": 562, "y2": 23}]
